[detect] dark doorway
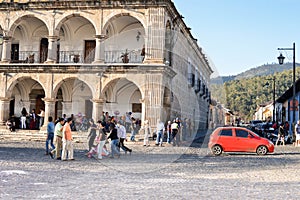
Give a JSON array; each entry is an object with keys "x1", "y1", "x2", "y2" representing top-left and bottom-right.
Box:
[
  {"x1": 84, "y1": 40, "x2": 95, "y2": 63},
  {"x1": 85, "y1": 100, "x2": 93, "y2": 119},
  {"x1": 9, "y1": 99, "x2": 15, "y2": 117},
  {"x1": 40, "y1": 38, "x2": 48, "y2": 63},
  {"x1": 36, "y1": 95, "x2": 45, "y2": 114},
  {"x1": 11, "y1": 44, "x2": 19, "y2": 61}
]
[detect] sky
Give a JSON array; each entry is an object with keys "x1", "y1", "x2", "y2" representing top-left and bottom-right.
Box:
[{"x1": 172, "y1": 0, "x2": 300, "y2": 77}]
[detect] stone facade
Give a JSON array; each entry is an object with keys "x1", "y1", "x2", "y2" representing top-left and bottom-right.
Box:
[{"x1": 0, "y1": 0, "x2": 213, "y2": 132}]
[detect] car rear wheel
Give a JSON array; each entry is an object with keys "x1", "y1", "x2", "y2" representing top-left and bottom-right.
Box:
[
  {"x1": 211, "y1": 145, "x2": 223, "y2": 156},
  {"x1": 256, "y1": 145, "x2": 268, "y2": 155}
]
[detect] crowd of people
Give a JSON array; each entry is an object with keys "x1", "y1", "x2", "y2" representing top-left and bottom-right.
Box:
[
  {"x1": 6, "y1": 107, "x2": 45, "y2": 131},
  {"x1": 43, "y1": 111, "x2": 192, "y2": 161}
]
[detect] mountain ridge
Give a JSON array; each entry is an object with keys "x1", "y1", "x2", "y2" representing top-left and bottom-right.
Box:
[{"x1": 211, "y1": 62, "x2": 300, "y2": 84}]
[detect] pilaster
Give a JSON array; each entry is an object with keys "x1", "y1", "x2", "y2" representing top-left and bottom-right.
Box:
[
  {"x1": 45, "y1": 35, "x2": 59, "y2": 63},
  {"x1": 144, "y1": 8, "x2": 165, "y2": 64},
  {"x1": 42, "y1": 98, "x2": 56, "y2": 129},
  {"x1": 0, "y1": 36, "x2": 12, "y2": 63},
  {"x1": 0, "y1": 98, "x2": 11, "y2": 125},
  {"x1": 93, "y1": 35, "x2": 107, "y2": 64},
  {"x1": 91, "y1": 98, "x2": 105, "y2": 122}
]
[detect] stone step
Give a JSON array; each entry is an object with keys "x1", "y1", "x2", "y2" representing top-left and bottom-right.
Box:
[{"x1": 0, "y1": 129, "x2": 147, "y2": 143}]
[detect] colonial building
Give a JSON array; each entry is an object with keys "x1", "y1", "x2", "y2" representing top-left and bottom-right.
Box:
[{"x1": 0, "y1": 0, "x2": 213, "y2": 132}]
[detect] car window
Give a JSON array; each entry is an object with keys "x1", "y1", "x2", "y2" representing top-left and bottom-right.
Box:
[
  {"x1": 236, "y1": 129, "x2": 249, "y2": 138},
  {"x1": 219, "y1": 129, "x2": 232, "y2": 136}
]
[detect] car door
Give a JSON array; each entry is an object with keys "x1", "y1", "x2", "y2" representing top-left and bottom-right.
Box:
[
  {"x1": 217, "y1": 128, "x2": 235, "y2": 151},
  {"x1": 235, "y1": 129, "x2": 257, "y2": 152}
]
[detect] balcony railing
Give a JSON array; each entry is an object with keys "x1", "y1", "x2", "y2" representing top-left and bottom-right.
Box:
[
  {"x1": 59, "y1": 51, "x2": 83, "y2": 63},
  {"x1": 105, "y1": 50, "x2": 144, "y2": 64},
  {"x1": 9, "y1": 50, "x2": 144, "y2": 64}
]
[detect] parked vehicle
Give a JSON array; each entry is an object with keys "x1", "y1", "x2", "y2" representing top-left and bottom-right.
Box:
[
  {"x1": 249, "y1": 120, "x2": 263, "y2": 131},
  {"x1": 208, "y1": 127, "x2": 274, "y2": 156}
]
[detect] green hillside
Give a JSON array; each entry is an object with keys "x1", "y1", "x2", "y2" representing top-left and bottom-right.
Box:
[{"x1": 211, "y1": 63, "x2": 300, "y2": 122}]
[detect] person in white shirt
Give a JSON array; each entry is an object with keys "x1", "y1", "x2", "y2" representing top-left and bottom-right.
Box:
[
  {"x1": 143, "y1": 120, "x2": 151, "y2": 146},
  {"x1": 117, "y1": 121, "x2": 132, "y2": 154},
  {"x1": 156, "y1": 119, "x2": 165, "y2": 146},
  {"x1": 295, "y1": 120, "x2": 300, "y2": 147}
]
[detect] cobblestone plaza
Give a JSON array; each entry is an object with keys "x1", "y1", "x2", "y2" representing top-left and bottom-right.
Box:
[{"x1": 1, "y1": 139, "x2": 300, "y2": 199}]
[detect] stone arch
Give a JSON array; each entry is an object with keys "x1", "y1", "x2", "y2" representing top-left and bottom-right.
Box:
[
  {"x1": 101, "y1": 76, "x2": 144, "y2": 100},
  {"x1": 53, "y1": 76, "x2": 94, "y2": 119},
  {"x1": 53, "y1": 76, "x2": 95, "y2": 101},
  {"x1": 101, "y1": 77, "x2": 143, "y2": 118},
  {"x1": 54, "y1": 13, "x2": 97, "y2": 36},
  {"x1": 6, "y1": 76, "x2": 46, "y2": 118},
  {"x1": 103, "y1": 12, "x2": 146, "y2": 34},
  {"x1": 102, "y1": 13, "x2": 146, "y2": 62},
  {"x1": 6, "y1": 75, "x2": 46, "y2": 99},
  {"x1": 9, "y1": 14, "x2": 50, "y2": 37}
]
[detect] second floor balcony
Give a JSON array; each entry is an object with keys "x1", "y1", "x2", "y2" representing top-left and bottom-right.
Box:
[{"x1": 7, "y1": 49, "x2": 144, "y2": 64}]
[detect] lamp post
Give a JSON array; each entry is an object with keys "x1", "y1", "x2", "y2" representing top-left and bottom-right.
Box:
[
  {"x1": 277, "y1": 42, "x2": 296, "y2": 124},
  {"x1": 265, "y1": 77, "x2": 276, "y2": 123}
]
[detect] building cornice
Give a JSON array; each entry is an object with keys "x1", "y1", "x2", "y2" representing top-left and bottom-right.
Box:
[{"x1": 0, "y1": 64, "x2": 176, "y2": 77}]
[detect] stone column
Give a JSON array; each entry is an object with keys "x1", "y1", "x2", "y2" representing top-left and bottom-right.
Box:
[
  {"x1": 45, "y1": 36, "x2": 59, "y2": 63},
  {"x1": 91, "y1": 98, "x2": 105, "y2": 122},
  {"x1": 144, "y1": 75, "x2": 165, "y2": 129},
  {"x1": 144, "y1": 8, "x2": 165, "y2": 64},
  {"x1": 42, "y1": 98, "x2": 56, "y2": 129},
  {"x1": 61, "y1": 101, "x2": 73, "y2": 116},
  {"x1": 93, "y1": 35, "x2": 107, "y2": 64},
  {"x1": 1, "y1": 36, "x2": 12, "y2": 63},
  {"x1": 0, "y1": 98, "x2": 11, "y2": 125}
]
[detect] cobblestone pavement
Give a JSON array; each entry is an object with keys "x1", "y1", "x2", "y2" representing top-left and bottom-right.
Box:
[{"x1": 0, "y1": 138, "x2": 300, "y2": 200}]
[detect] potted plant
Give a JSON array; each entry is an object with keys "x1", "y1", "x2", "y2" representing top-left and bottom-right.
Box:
[
  {"x1": 73, "y1": 54, "x2": 80, "y2": 63},
  {"x1": 28, "y1": 54, "x2": 34, "y2": 63},
  {"x1": 121, "y1": 49, "x2": 129, "y2": 63}
]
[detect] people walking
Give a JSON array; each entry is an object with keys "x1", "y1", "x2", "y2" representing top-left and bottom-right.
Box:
[
  {"x1": 96, "y1": 121, "x2": 108, "y2": 160},
  {"x1": 130, "y1": 117, "x2": 137, "y2": 141},
  {"x1": 117, "y1": 121, "x2": 132, "y2": 154},
  {"x1": 50, "y1": 118, "x2": 64, "y2": 160},
  {"x1": 276, "y1": 123, "x2": 285, "y2": 146},
  {"x1": 143, "y1": 120, "x2": 151, "y2": 146},
  {"x1": 45, "y1": 116, "x2": 55, "y2": 155},
  {"x1": 107, "y1": 123, "x2": 120, "y2": 158},
  {"x1": 155, "y1": 119, "x2": 165, "y2": 146},
  {"x1": 171, "y1": 119, "x2": 180, "y2": 146},
  {"x1": 61, "y1": 117, "x2": 74, "y2": 161},
  {"x1": 87, "y1": 119, "x2": 97, "y2": 151}
]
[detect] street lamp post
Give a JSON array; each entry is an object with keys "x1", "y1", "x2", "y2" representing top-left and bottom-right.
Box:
[
  {"x1": 265, "y1": 77, "x2": 276, "y2": 123},
  {"x1": 278, "y1": 42, "x2": 296, "y2": 124}
]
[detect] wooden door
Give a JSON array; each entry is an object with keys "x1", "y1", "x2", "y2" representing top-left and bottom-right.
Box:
[
  {"x1": 40, "y1": 38, "x2": 48, "y2": 63},
  {"x1": 84, "y1": 40, "x2": 95, "y2": 63}
]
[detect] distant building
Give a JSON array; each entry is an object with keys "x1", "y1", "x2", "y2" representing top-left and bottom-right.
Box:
[{"x1": 0, "y1": 0, "x2": 213, "y2": 133}]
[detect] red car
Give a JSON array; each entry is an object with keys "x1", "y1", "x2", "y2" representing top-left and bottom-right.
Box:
[{"x1": 208, "y1": 127, "x2": 274, "y2": 155}]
